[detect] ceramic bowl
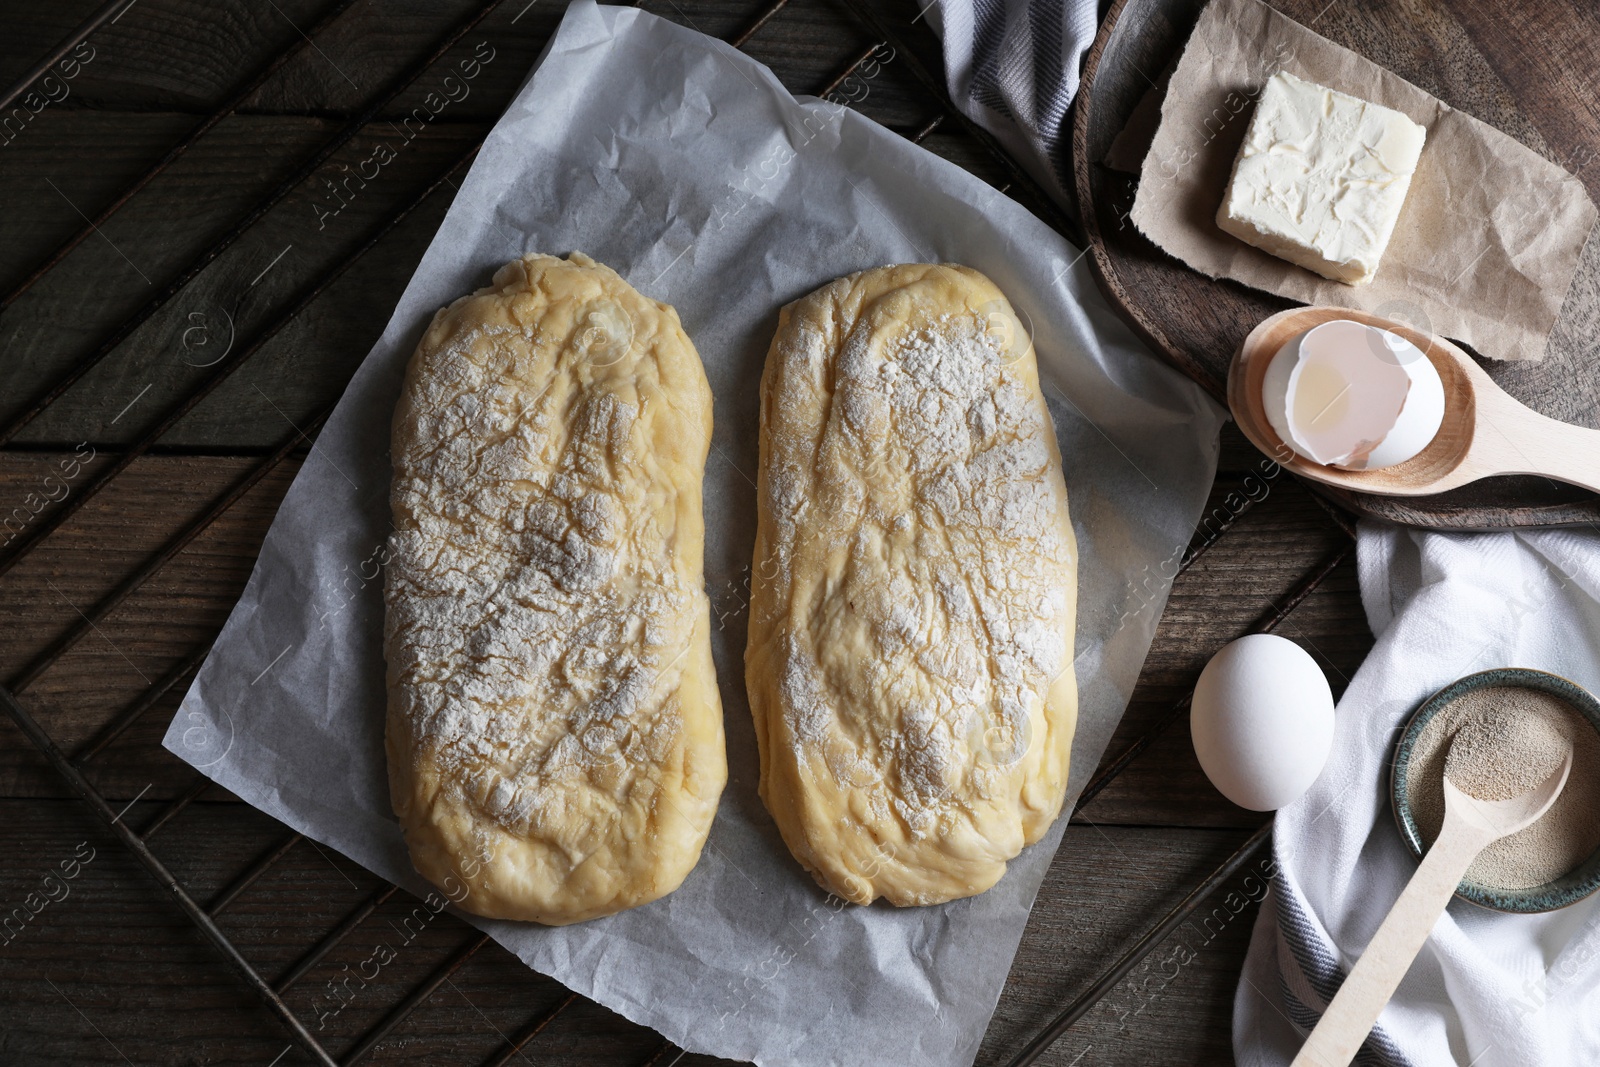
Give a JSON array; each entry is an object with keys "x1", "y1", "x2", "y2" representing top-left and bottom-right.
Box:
[{"x1": 1390, "y1": 667, "x2": 1600, "y2": 913}]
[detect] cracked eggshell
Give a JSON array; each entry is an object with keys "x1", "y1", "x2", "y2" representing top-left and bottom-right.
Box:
[
  {"x1": 1190, "y1": 634, "x2": 1335, "y2": 812},
  {"x1": 1262, "y1": 319, "x2": 1445, "y2": 471}
]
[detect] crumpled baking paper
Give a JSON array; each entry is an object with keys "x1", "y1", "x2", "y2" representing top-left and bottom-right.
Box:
[
  {"x1": 163, "y1": 4, "x2": 1224, "y2": 1064},
  {"x1": 1131, "y1": 0, "x2": 1597, "y2": 363}
]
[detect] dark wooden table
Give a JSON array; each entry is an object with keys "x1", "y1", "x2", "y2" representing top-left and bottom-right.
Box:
[{"x1": 0, "y1": 0, "x2": 1373, "y2": 1063}]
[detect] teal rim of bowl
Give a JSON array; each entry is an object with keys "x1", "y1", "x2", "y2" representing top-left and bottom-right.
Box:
[{"x1": 1390, "y1": 667, "x2": 1600, "y2": 914}]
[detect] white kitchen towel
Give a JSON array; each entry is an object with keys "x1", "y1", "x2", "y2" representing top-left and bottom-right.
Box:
[
  {"x1": 1236, "y1": 523, "x2": 1600, "y2": 1066},
  {"x1": 929, "y1": 0, "x2": 1099, "y2": 200}
]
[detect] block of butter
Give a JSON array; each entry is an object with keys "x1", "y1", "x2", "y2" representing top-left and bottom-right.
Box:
[{"x1": 1217, "y1": 71, "x2": 1426, "y2": 285}]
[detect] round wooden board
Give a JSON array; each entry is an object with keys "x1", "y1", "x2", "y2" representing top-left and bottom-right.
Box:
[{"x1": 1072, "y1": 0, "x2": 1600, "y2": 530}]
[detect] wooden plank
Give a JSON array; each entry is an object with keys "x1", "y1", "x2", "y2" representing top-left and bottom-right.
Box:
[
  {"x1": 0, "y1": 1, "x2": 990, "y2": 452},
  {"x1": 0, "y1": 796, "x2": 667, "y2": 1066},
  {"x1": 0, "y1": 796, "x2": 348, "y2": 1066},
  {"x1": 981, "y1": 825, "x2": 1265, "y2": 1065},
  {"x1": 1, "y1": 0, "x2": 949, "y2": 130},
  {"x1": 1128, "y1": 476, "x2": 1357, "y2": 695},
  {"x1": 0, "y1": 115, "x2": 479, "y2": 449},
  {"x1": 3, "y1": 1, "x2": 552, "y2": 118},
  {"x1": 0, "y1": 797, "x2": 1254, "y2": 1065},
  {"x1": 0, "y1": 452, "x2": 301, "y2": 797},
  {"x1": 739, "y1": 0, "x2": 943, "y2": 131}
]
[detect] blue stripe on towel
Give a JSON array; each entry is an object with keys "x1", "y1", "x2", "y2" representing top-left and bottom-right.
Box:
[{"x1": 1273, "y1": 872, "x2": 1418, "y2": 1066}]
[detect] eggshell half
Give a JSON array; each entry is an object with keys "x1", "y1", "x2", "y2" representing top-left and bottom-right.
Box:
[
  {"x1": 1261, "y1": 319, "x2": 1445, "y2": 472},
  {"x1": 1190, "y1": 634, "x2": 1336, "y2": 811},
  {"x1": 1361, "y1": 330, "x2": 1445, "y2": 470}
]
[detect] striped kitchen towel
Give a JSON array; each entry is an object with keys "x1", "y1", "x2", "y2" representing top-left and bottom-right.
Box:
[
  {"x1": 930, "y1": 0, "x2": 1099, "y2": 200},
  {"x1": 1235, "y1": 524, "x2": 1600, "y2": 1067}
]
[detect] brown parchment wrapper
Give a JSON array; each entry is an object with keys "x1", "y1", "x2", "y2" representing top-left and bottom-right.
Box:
[{"x1": 1129, "y1": 0, "x2": 1597, "y2": 362}]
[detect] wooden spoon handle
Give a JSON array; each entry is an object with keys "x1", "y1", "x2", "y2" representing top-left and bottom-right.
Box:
[
  {"x1": 1473, "y1": 402, "x2": 1600, "y2": 494},
  {"x1": 1289, "y1": 816, "x2": 1491, "y2": 1067}
]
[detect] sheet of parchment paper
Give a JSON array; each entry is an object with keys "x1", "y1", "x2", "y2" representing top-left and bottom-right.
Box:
[
  {"x1": 162, "y1": 4, "x2": 1224, "y2": 1064},
  {"x1": 1130, "y1": 0, "x2": 1597, "y2": 363}
]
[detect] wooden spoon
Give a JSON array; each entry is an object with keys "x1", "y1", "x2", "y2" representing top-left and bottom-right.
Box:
[
  {"x1": 1229, "y1": 306, "x2": 1600, "y2": 496},
  {"x1": 1289, "y1": 744, "x2": 1574, "y2": 1067}
]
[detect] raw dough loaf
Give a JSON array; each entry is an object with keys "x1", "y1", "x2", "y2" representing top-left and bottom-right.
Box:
[
  {"x1": 746, "y1": 263, "x2": 1079, "y2": 906},
  {"x1": 384, "y1": 252, "x2": 726, "y2": 924}
]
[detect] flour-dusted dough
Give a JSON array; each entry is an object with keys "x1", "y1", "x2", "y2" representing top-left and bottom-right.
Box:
[
  {"x1": 746, "y1": 264, "x2": 1078, "y2": 907},
  {"x1": 384, "y1": 252, "x2": 726, "y2": 924}
]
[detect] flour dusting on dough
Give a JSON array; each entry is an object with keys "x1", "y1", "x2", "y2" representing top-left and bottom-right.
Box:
[
  {"x1": 385, "y1": 252, "x2": 725, "y2": 924},
  {"x1": 747, "y1": 263, "x2": 1078, "y2": 907}
]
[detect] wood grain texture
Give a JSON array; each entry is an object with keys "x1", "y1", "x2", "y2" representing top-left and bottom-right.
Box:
[
  {"x1": 978, "y1": 826, "x2": 1271, "y2": 1066},
  {"x1": 0, "y1": 452, "x2": 301, "y2": 799},
  {"x1": 0, "y1": 799, "x2": 674, "y2": 1066},
  {"x1": 0, "y1": 799, "x2": 1264, "y2": 1066},
  {"x1": 0, "y1": 0, "x2": 970, "y2": 452},
  {"x1": 0, "y1": 0, "x2": 1376, "y2": 1062},
  {"x1": 1073, "y1": 0, "x2": 1600, "y2": 529}
]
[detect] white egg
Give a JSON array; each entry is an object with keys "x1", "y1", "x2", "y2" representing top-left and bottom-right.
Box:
[
  {"x1": 1190, "y1": 634, "x2": 1335, "y2": 811},
  {"x1": 1262, "y1": 319, "x2": 1445, "y2": 471}
]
